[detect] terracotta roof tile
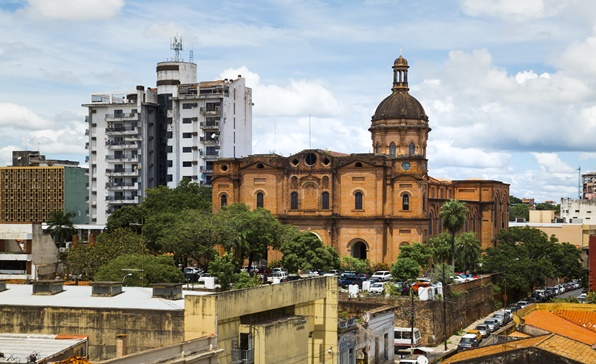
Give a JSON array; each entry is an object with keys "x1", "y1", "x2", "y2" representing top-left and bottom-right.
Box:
[
  {"x1": 525, "y1": 310, "x2": 596, "y2": 345},
  {"x1": 441, "y1": 336, "x2": 548, "y2": 363},
  {"x1": 536, "y1": 335, "x2": 596, "y2": 363},
  {"x1": 553, "y1": 309, "x2": 596, "y2": 333}
]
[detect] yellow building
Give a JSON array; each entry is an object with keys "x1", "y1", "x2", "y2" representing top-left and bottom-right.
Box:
[
  {"x1": 212, "y1": 55, "x2": 509, "y2": 264},
  {"x1": 0, "y1": 277, "x2": 338, "y2": 363}
]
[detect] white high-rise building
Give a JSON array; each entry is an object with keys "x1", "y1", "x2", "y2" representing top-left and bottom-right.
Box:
[{"x1": 84, "y1": 60, "x2": 252, "y2": 225}]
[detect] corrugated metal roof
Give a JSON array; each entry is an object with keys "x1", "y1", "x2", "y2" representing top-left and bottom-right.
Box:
[
  {"x1": 0, "y1": 333, "x2": 87, "y2": 363},
  {"x1": 525, "y1": 310, "x2": 596, "y2": 345},
  {"x1": 0, "y1": 284, "x2": 212, "y2": 311}
]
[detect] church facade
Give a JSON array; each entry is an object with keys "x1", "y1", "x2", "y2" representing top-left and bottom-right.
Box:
[{"x1": 211, "y1": 56, "x2": 509, "y2": 265}]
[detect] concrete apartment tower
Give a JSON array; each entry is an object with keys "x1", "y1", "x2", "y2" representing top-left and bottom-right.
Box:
[{"x1": 85, "y1": 40, "x2": 253, "y2": 224}]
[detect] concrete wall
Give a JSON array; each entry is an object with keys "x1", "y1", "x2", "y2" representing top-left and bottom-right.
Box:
[
  {"x1": 0, "y1": 305, "x2": 185, "y2": 361},
  {"x1": 185, "y1": 276, "x2": 338, "y2": 364},
  {"x1": 252, "y1": 316, "x2": 309, "y2": 364},
  {"x1": 32, "y1": 223, "x2": 59, "y2": 279},
  {"x1": 529, "y1": 210, "x2": 555, "y2": 223}
]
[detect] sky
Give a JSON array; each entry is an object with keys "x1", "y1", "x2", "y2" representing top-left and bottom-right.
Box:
[{"x1": 1, "y1": 0, "x2": 596, "y2": 203}]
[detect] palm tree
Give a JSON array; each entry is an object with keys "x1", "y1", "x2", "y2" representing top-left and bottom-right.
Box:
[
  {"x1": 439, "y1": 199, "x2": 469, "y2": 268},
  {"x1": 456, "y1": 232, "x2": 481, "y2": 273},
  {"x1": 44, "y1": 210, "x2": 76, "y2": 248}
]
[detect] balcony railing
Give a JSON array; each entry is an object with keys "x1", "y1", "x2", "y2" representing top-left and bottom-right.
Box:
[
  {"x1": 200, "y1": 121, "x2": 220, "y2": 129},
  {"x1": 105, "y1": 169, "x2": 140, "y2": 177},
  {"x1": 106, "y1": 196, "x2": 139, "y2": 204},
  {"x1": 105, "y1": 155, "x2": 139, "y2": 162},
  {"x1": 105, "y1": 112, "x2": 139, "y2": 121},
  {"x1": 231, "y1": 348, "x2": 254, "y2": 364},
  {"x1": 106, "y1": 140, "x2": 139, "y2": 149},
  {"x1": 106, "y1": 182, "x2": 139, "y2": 190},
  {"x1": 200, "y1": 106, "x2": 220, "y2": 116},
  {"x1": 105, "y1": 126, "x2": 140, "y2": 135}
]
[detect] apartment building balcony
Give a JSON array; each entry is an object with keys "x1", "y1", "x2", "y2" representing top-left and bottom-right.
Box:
[
  {"x1": 105, "y1": 182, "x2": 139, "y2": 190},
  {"x1": 199, "y1": 151, "x2": 220, "y2": 160},
  {"x1": 200, "y1": 121, "x2": 220, "y2": 130},
  {"x1": 105, "y1": 126, "x2": 140, "y2": 136},
  {"x1": 105, "y1": 154, "x2": 139, "y2": 163},
  {"x1": 105, "y1": 169, "x2": 140, "y2": 177},
  {"x1": 106, "y1": 196, "x2": 139, "y2": 204},
  {"x1": 199, "y1": 137, "x2": 219, "y2": 146},
  {"x1": 231, "y1": 348, "x2": 254, "y2": 364},
  {"x1": 105, "y1": 112, "x2": 140, "y2": 122},
  {"x1": 106, "y1": 140, "x2": 139, "y2": 150},
  {"x1": 200, "y1": 106, "x2": 220, "y2": 117},
  {"x1": 199, "y1": 166, "x2": 213, "y2": 174}
]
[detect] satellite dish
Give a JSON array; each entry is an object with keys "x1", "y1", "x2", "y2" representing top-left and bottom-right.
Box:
[
  {"x1": 417, "y1": 356, "x2": 428, "y2": 364},
  {"x1": 211, "y1": 133, "x2": 217, "y2": 139}
]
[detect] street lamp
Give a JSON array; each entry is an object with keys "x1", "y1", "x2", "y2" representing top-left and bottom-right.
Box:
[{"x1": 122, "y1": 273, "x2": 133, "y2": 285}]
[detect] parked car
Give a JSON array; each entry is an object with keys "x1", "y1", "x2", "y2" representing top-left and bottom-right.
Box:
[
  {"x1": 532, "y1": 289, "x2": 546, "y2": 302},
  {"x1": 466, "y1": 329, "x2": 483, "y2": 343},
  {"x1": 517, "y1": 300, "x2": 529, "y2": 308},
  {"x1": 497, "y1": 310, "x2": 512, "y2": 323},
  {"x1": 457, "y1": 334, "x2": 480, "y2": 351},
  {"x1": 339, "y1": 276, "x2": 365, "y2": 288},
  {"x1": 475, "y1": 324, "x2": 491, "y2": 338},
  {"x1": 369, "y1": 282, "x2": 385, "y2": 294},
  {"x1": 484, "y1": 318, "x2": 500, "y2": 332},
  {"x1": 491, "y1": 313, "x2": 505, "y2": 326},
  {"x1": 578, "y1": 293, "x2": 587, "y2": 303},
  {"x1": 371, "y1": 271, "x2": 392, "y2": 282}
]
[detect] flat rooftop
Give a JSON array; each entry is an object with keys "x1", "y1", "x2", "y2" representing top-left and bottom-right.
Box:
[
  {"x1": 0, "y1": 284, "x2": 212, "y2": 311},
  {"x1": 0, "y1": 333, "x2": 87, "y2": 363}
]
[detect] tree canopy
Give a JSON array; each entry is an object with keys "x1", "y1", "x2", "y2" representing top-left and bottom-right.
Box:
[
  {"x1": 482, "y1": 227, "x2": 583, "y2": 297},
  {"x1": 280, "y1": 231, "x2": 339, "y2": 273},
  {"x1": 340, "y1": 256, "x2": 370, "y2": 274},
  {"x1": 94, "y1": 254, "x2": 183, "y2": 286},
  {"x1": 391, "y1": 258, "x2": 420, "y2": 281},
  {"x1": 397, "y1": 242, "x2": 432, "y2": 271}
]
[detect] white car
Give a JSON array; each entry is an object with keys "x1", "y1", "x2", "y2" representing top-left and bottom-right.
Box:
[
  {"x1": 371, "y1": 271, "x2": 392, "y2": 281},
  {"x1": 369, "y1": 282, "x2": 385, "y2": 294}
]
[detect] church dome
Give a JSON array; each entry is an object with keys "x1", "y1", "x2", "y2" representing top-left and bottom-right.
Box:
[{"x1": 371, "y1": 55, "x2": 428, "y2": 122}]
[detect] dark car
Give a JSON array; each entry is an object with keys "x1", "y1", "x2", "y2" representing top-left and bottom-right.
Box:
[
  {"x1": 457, "y1": 334, "x2": 480, "y2": 351},
  {"x1": 339, "y1": 276, "x2": 365, "y2": 288}
]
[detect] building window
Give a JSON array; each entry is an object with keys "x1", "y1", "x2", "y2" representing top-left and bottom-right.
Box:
[
  {"x1": 182, "y1": 118, "x2": 192, "y2": 124},
  {"x1": 182, "y1": 147, "x2": 192, "y2": 153},
  {"x1": 182, "y1": 103, "x2": 196, "y2": 109},
  {"x1": 375, "y1": 143, "x2": 380, "y2": 155},
  {"x1": 256, "y1": 192, "x2": 264, "y2": 208},
  {"x1": 290, "y1": 192, "x2": 298, "y2": 210},
  {"x1": 182, "y1": 161, "x2": 192, "y2": 167},
  {"x1": 409, "y1": 142, "x2": 415, "y2": 155},
  {"x1": 167, "y1": 174, "x2": 173, "y2": 182},
  {"x1": 403, "y1": 194, "x2": 410, "y2": 210},
  {"x1": 167, "y1": 146, "x2": 173, "y2": 153},
  {"x1": 429, "y1": 212, "x2": 433, "y2": 235},
  {"x1": 390, "y1": 142, "x2": 396, "y2": 156},
  {"x1": 167, "y1": 160, "x2": 173, "y2": 167},
  {"x1": 166, "y1": 131, "x2": 173, "y2": 138},
  {"x1": 221, "y1": 194, "x2": 227, "y2": 207},
  {"x1": 355, "y1": 191, "x2": 363, "y2": 210},
  {"x1": 322, "y1": 191, "x2": 330, "y2": 210},
  {"x1": 183, "y1": 132, "x2": 192, "y2": 138}
]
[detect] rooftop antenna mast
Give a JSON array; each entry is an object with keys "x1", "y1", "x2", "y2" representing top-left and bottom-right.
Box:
[
  {"x1": 170, "y1": 36, "x2": 183, "y2": 62},
  {"x1": 578, "y1": 166, "x2": 582, "y2": 199}
]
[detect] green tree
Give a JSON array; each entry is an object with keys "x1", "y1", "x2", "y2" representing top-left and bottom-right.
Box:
[
  {"x1": 105, "y1": 205, "x2": 144, "y2": 233},
  {"x1": 509, "y1": 196, "x2": 523, "y2": 205},
  {"x1": 234, "y1": 271, "x2": 263, "y2": 289},
  {"x1": 145, "y1": 210, "x2": 216, "y2": 268},
  {"x1": 142, "y1": 179, "x2": 212, "y2": 215},
  {"x1": 483, "y1": 227, "x2": 565, "y2": 296},
  {"x1": 44, "y1": 210, "x2": 76, "y2": 248},
  {"x1": 456, "y1": 232, "x2": 481, "y2": 273},
  {"x1": 66, "y1": 228, "x2": 146, "y2": 280},
  {"x1": 280, "y1": 232, "x2": 340, "y2": 273},
  {"x1": 429, "y1": 263, "x2": 454, "y2": 284},
  {"x1": 439, "y1": 199, "x2": 469, "y2": 268},
  {"x1": 391, "y1": 258, "x2": 420, "y2": 281},
  {"x1": 95, "y1": 254, "x2": 183, "y2": 286},
  {"x1": 340, "y1": 256, "x2": 370, "y2": 274},
  {"x1": 209, "y1": 253, "x2": 237, "y2": 291},
  {"x1": 510, "y1": 204, "x2": 529, "y2": 221},
  {"x1": 429, "y1": 233, "x2": 452, "y2": 265},
  {"x1": 398, "y1": 242, "x2": 432, "y2": 271}
]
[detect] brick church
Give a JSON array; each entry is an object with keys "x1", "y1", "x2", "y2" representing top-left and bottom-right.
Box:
[{"x1": 211, "y1": 55, "x2": 509, "y2": 265}]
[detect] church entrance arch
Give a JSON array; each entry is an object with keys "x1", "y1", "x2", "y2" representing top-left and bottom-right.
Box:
[{"x1": 348, "y1": 240, "x2": 369, "y2": 260}]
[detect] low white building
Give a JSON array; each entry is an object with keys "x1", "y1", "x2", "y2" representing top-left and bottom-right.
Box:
[{"x1": 560, "y1": 198, "x2": 596, "y2": 223}]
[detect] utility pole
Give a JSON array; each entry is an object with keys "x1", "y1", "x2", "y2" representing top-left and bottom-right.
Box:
[{"x1": 442, "y1": 264, "x2": 447, "y2": 351}]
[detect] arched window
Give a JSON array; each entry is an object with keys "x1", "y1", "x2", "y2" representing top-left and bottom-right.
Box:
[
  {"x1": 389, "y1": 142, "x2": 396, "y2": 156},
  {"x1": 355, "y1": 191, "x2": 363, "y2": 210},
  {"x1": 256, "y1": 192, "x2": 264, "y2": 208},
  {"x1": 290, "y1": 192, "x2": 298, "y2": 210},
  {"x1": 322, "y1": 191, "x2": 330, "y2": 210},
  {"x1": 423, "y1": 192, "x2": 426, "y2": 211},
  {"x1": 220, "y1": 194, "x2": 227, "y2": 207},
  {"x1": 375, "y1": 143, "x2": 381, "y2": 155},
  {"x1": 402, "y1": 194, "x2": 410, "y2": 211},
  {"x1": 429, "y1": 212, "x2": 433, "y2": 235},
  {"x1": 409, "y1": 142, "x2": 415, "y2": 155}
]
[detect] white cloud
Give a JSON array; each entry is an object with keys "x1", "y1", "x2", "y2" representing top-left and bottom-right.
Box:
[
  {"x1": 559, "y1": 35, "x2": 596, "y2": 79},
  {"x1": 459, "y1": 0, "x2": 570, "y2": 21},
  {"x1": 20, "y1": 0, "x2": 124, "y2": 21},
  {"x1": 532, "y1": 152, "x2": 575, "y2": 174},
  {"x1": 0, "y1": 103, "x2": 51, "y2": 129}
]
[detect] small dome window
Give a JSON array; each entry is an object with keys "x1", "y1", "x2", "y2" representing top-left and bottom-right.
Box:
[
  {"x1": 304, "y1": 152, "x2": 317, "y2": 166},
  {"x1": 256, "y1": 163, "x2": 264, "y2": 169},
  {"x1": 354, "y1": 162, "x2": 363, "y2": 168}
]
